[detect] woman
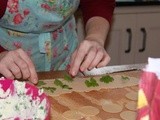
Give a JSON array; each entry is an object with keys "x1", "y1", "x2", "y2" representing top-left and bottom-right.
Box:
[{"x1": 0, "y1": 0, "x2": 115, "y2": 84}]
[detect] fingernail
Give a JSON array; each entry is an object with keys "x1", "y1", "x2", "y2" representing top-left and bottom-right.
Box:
[
  {"x1": 72, "y1": 71, "x2": 76, "y2": 76},
  {"x1": 33, "y1": 78, "x2": 38, "y2": 84},
  {"x1": 80, "y1": 67, "x2": 85, "y2": 72},
  {"x1": 95, "y1": 66, "x2": 98, "y2": 68},
  {"x1": 79, "y1": 68, "x2": 83, "y2": 72},
  {"x1": 88, "y1": 69, "x2": 91, "y2": 71}
]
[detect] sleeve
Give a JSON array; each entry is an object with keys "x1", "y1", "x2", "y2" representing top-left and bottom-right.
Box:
[
  {"x1": 79, "y1": 0, "x2": 115, "y2": 25},
  {"x1": 0, "y1": 0, "x2": 8, "y2": 18},
  {"x1": 0, "y1": 46, "x2": 6, "y2": 53}
]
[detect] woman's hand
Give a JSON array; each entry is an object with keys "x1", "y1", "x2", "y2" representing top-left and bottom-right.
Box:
[
  {"x1": 0, "y1": 48, "x2": 38, "y2": 84},
  {"x1": 69, "y1": 39, "x2": 110, "y2": 76},
  {"x1": 69, "y1": 16, "x2": 111, "y2": 76}
]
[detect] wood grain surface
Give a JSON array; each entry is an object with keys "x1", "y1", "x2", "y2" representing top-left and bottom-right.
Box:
[
  {"x1": 37, "y1": 70, "x2": 142, "y2": 120},
  {"x1": 49, "y1": 87, "x2": 138, "y2": 120}
]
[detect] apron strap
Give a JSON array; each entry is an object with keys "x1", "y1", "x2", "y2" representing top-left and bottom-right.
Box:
[{"x1": 39, "y1": 33, "x2": 52, "y2": 71}]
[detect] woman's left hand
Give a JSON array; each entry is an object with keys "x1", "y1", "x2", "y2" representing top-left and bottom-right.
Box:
[{"x1": 69, "y1": 39, "x2": 110, "y2": 76}]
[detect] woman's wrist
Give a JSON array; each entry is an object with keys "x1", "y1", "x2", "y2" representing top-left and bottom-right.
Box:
[{"x1": 84, "y1": 36, "x2": 105, "y2": 47}]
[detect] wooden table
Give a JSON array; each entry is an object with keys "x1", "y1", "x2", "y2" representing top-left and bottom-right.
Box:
[
  {"x1": 37, "y1": 70, "x2": 69, "y2": 79},
  {"x1": 37, "y1": 70, "x2": 142, "y2": 120}
]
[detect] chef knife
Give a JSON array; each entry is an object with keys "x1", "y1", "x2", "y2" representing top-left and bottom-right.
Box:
[{"x1": 82, "y1": 63, "x2": 146, "y2": 76}]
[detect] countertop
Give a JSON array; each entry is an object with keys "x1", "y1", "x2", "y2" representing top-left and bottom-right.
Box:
[{"x1": 37, "y1": 70, "x2": 142, "y2": 120}]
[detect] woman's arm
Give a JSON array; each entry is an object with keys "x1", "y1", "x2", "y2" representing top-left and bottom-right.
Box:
[
  {"x1": 85, "y1": 16, "x2": 110, "y2": 47},
  {"x1": 80, "y1": 0, "x2": 115, "y2": 25},
  {"x1": 80, "y1": 0, "x2": 115, "y2": 45},
  {"x1": 69, "y1": 0, "x2": 115, "y2": 76}
]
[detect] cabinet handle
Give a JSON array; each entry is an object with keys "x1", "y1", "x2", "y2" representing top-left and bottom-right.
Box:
[
  {"x1": 139, "y1": 28, "x2": 146, "y2": 52},
  {"x1": 125, "y1": 28, "x2": 132, "y2": 53}
]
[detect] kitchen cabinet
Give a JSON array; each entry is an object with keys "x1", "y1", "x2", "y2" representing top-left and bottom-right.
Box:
[
  {"x1": 106, "y1": 14, "x2": 137, "y2": 65},
  {"x1": 106, "y1": 6, "x2": 160, "y2": 65},
  {"x1": 134, "y1": 13, "x2": 160, "y2": 63},
  {"x1": 75, "y1": 6, "x2": 160, "y2": 66}
]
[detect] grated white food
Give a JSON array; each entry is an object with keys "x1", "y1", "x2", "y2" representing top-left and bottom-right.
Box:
[{"x1": 0, "y1": 78, "x2": 48, "y2": 119}]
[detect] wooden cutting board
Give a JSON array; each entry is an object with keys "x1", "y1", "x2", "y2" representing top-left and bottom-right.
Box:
[{"x1": 37, "y1": 71, "x2": 141, "y2": 120}]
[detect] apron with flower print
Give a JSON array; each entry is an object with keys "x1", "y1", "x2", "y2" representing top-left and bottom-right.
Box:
[{"x1": 0, "y1": 0, "x2": 80, "y2": 71}]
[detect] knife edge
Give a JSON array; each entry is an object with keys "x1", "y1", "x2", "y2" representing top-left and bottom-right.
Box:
[{"x1": 83, "y1": 63, "x2": 146, "y2": 76}]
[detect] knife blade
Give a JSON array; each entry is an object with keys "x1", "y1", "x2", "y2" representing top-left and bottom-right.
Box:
[{"x1": 82, "y1": 63, "x2": 146, "y2": 76}]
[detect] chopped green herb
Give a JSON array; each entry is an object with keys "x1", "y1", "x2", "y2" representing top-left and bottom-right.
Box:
[
  {"x1": 62, "y1": 85, "x2": 72, "y2": 90},
  {"x1": 40, "y1": 106, "x2": 44, "y2": 110},
  {"x1": 100, "y1": 75, "x2": 114, "y2": 84},
  {"x1": 42, "y1": 87, "x2": 56, "y2": 93},
  {"x1": 54, "y1": 79, "x2": 63, "y2": 87},
  {"x1": 54, "y1": 79, "x2": 72, "y2": 90},
  {"x1": 37, "y1": 81, "x2": 46, "y2": 87},
  {"x1": 64, "y1": 74, "x2": 73, "y2": 82},
  {"x1": 85, "y1": 77, "x2": 99, "y2": 87},
  {"x1": 15, "y1": 105, "x2": 19, "y2": 111},
  {"x1": 121, "y1": 76, "x2": 130, "y2": 80}
]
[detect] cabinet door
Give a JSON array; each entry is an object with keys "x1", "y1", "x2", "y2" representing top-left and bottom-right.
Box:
[
  {"x1": 106, "y1": 14, "x2": 137, "y2": 65},
  {"x1": 135, "y1": 13, "x2": 160, "y2": 63}
]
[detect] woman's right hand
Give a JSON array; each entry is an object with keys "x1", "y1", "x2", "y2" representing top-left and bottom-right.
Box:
[{"x1": 0, "y1": 48, "x2": 38, "y2": 84}]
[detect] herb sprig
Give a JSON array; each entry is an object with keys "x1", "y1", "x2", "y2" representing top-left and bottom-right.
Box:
[
  {"x1": 42, "y1": 87, "x2": 56, "y2": 93},
  {"x1": 85, "y1": 77, "x2": 99, "y2": 87},
  {"x1": 64, "y1": 74, "x2": 73, "y2": 82},
  {"x1": 100, "y1": 75, "x2": 114, "y2": 83},
  {"x1": 54, "y1": 79, "x2": 72, "y2": 90},
  {"x1": 121, "y1": 76, "x2": 130, "y2": 81},
  {"x1": 37, "y1": 81, "x2": 46, "y2": 87}
]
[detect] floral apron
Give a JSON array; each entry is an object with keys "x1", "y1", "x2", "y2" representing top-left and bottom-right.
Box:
[{"x1": 0, "y1": 0, "x2": 79, "y2": 71}]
